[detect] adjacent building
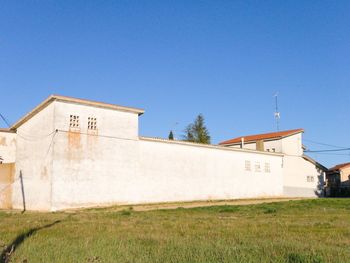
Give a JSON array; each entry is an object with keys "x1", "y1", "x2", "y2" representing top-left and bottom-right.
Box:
[
  {"x1": 219, "y1": 129, "x2": 327, "y2": 197},
  {"x1": 326, "y1": 162, "x2": 350, "y2": 197}
]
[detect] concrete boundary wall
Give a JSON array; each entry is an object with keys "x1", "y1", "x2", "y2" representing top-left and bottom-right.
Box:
[
  {"x1": 50, "y1": 132, "x2": 284, "y2": 211},
  {"x1": 138, "y1": 137, "x2": 284, "y2": 203}
]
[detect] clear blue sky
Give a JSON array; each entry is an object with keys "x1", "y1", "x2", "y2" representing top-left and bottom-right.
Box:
[{"x1": 0, "y1": 1, "x2": 349, "y2": 167}]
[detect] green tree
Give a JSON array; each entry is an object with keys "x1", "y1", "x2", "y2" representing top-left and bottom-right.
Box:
[
  {"x1": 183, "y1": 114, "x2": 211, "y2": 144},
  {"x1": 168, "y1": 130, "x2": 174, "y2": 140}
]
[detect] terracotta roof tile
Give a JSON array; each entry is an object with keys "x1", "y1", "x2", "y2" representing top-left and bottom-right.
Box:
[
  {"x1": 219, "y1": 128, "x2": 304, "y2": 145},
  {"x1": 329, "y1": 162, "x2": 350, "y2": 171}
]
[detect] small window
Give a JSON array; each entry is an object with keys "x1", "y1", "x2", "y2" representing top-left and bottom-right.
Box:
[
  {"x1": 70, "y1": 115, "x2": 80, "y2": 128},
  {"x1": 267, "y1": 149, "x2": 270, "y2": 152},
  {"x1": 255, "y1": 162, "x2": 261, "y2": 172},
  {"x1": 307, "y1": 176, "x2": 314, "y2": 182},
  {"x1": 245, "y1": 160, "x2": 251, "y2": 171},
  {"x1": 88, "y1": 117, "x2": 97, "y2": 130},
  {"x1": 264, "y1": 163, "x2": 271, "y2": 173},
  {"x1": 272, "y1": 148, "x2": 276, "y2": 152}
]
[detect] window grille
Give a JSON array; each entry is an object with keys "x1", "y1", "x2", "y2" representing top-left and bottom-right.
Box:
[
  {"x1": 88, "y1": 117, "x2": 97, "y2": 130},
  {"x1": 69, "y1": 115, "x2": 80, "y2": 128},
  {"x1": 245, "y1": 161, "x2": 251, "y2": 171},
  {"x1": 255, "y1": 162, "x2": 261, "y2": 172}
]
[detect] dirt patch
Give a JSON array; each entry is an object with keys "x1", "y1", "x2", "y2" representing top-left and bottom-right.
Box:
[
  {"x1": 128, "y1": 197, "x2": 309, "y2": 211},
  {"x1": 64, "y1": 197, "x2": 310, "y2": 213}
]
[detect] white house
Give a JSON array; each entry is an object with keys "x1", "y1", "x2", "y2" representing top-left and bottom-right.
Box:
[
  {"x1": 219, "y1": 129, "x2": 327, "y2": 197},
  {"x1": 0, "y1": 95, "x2": 325, "y2": 211}
]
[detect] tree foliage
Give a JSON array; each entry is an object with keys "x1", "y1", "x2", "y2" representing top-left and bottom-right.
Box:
[
  {"x1": 183, "y1": 114, "x2": 211, "y2": 144},
  {"x1": 168, "y1": 130, "x2": 174, "y2": 140}
]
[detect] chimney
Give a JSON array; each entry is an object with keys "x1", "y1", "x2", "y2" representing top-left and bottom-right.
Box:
[{"x1": 241, "y1": 137, "x2": 245, "y2": 149}]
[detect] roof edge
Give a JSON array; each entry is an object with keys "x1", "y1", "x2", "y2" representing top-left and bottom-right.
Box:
[
  {"x1": 0, "y1": 128, "x2": 16, "y2": 133},
  {"x1": 140, "y1": 136, "x2": 284, "y2": 156},
  {"x1": 302, "y1": 154, "x2": 328, "y2": 171},
  {"x1": 219, "y1": 128, "x2": 304, "y2": 146},
  {"x1": 11, "y1": 95, "x2": 145, "y2": 129}
]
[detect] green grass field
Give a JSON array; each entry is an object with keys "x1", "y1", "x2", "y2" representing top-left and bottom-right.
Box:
[{"x1": 1, "y1": 199, "x2": 350, "y2": 263}]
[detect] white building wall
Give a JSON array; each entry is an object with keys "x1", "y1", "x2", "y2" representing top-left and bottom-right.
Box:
[
  {"x1": 12, "y1": 102, "x2": 55, "y2": 211},
  {"x1": 263, "y1": 140, "x2": 283, "y2": 153},
  {"x1": 0, "y1": 131, "x2": 16, "y2": 163},
  {"x1": 46, "y1": 101, "x2": 284, "y2": 210},
  {"x1": 230, "y1": 142, "x2": 257, "y2": 150},
  {"x1": 51, "y1": 101, "x2": 140, "y2": 210},
  {"x1": 138, "y1": 138, "x2": 284, "y2": 204},
  {"x1": 281, "y1": 133, "x2": 303, "y2": 156},
  {"x1": 283, "y1": 156, "x2": 324, "y2": 197},
  {"x1": 8, "y1": 98, "x2": 315, "y2": 211}
]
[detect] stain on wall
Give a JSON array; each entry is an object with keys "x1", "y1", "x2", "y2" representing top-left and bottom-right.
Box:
[
  {"x1": 0, "y1": 163, "x2": 15, "y2": 209},
  {"x1": 41, "y1": 166, "x2": 48, "y2": 180},
  {"x1": 67, "y1": 129, "x2": 82, "y2": 160},
  {"x1": 0, "y1": 137, "x2": 7, "y2": 146}
]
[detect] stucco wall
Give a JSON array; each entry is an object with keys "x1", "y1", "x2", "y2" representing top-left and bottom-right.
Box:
[
  {"x1": 51, "y1": 101, "x2": 140, "y2": 210},
  {"x1": 12, "y1": 102, "x2": 55, "y2": 211},
  {"x1": 0, "y1": 131, "x2": 16, "y2": 163},
  {"x1": 0, "y1": 163, "x2": 15, "y2": 209},
  {"x1": 138, "y1": 138, "x2": 284, "y2": 203},
  {"x1": 8, "y1": 98, "x2": 315, "y2": 211},
  {"x1": 50, "y1": 123, "x2": 284, "y2": 211},
  {"x1": 283, "y1": 155, "x2": 325, "y2": 197},
  {"x1": 281, "y1": 133, "x2": 303, "y2": 156},
  {"x1": 340, "y1": 167, "x2": 350, "y2": 186},
  {"x1": 228, "y1": 134, "x2": 301, "y2": 155}
]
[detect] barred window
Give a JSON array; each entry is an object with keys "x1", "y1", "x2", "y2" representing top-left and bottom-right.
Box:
[
  {"x1": 255, "y1": 162, "x2": 261, "y2": 172},
  {"x1": 245, "y1": 160, "x2": 251, "y2": 171},
  {"x1": 264, "y1": 163, "x2": 271, "y2": 173},
  {"x1": 88, "y1": 117, "x2": 97, "y2": 130},
  {"x1": 69, "y1": 115, "x2": 80, "y2": 128},
  {"x1": 307, "y1": 176, "x2": 315, "y2": 182}
]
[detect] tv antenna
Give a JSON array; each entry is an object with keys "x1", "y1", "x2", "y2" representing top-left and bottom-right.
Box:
[{"x1": 273, "y1": 92, "x2": 280, "y2": 131}]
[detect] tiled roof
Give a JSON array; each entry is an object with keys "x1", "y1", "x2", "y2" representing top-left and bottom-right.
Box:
[
  {"x1": 219, "y1": 128, "x2": 304, "y2": 145},
  {"x1": 329, "y1": 162, "x2": 350, "y2": 171}
]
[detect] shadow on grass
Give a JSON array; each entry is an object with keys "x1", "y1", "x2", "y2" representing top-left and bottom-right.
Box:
[{"x1": 0, "y1": 220, "x2": 61, "y2": 263}]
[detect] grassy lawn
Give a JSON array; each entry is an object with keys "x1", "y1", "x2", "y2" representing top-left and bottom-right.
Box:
[{"x1": 1, "y1": 199, "x2": 350, "y2": 263}]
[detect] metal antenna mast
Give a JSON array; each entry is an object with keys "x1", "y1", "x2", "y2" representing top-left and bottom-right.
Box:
[{"x1": 273, "y1": 92, "x2": 280, "y2": 131}]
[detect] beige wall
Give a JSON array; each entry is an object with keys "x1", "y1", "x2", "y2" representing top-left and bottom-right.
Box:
[
  {"x1": 0, "y1": 163, "x2": 15, "y2": 209},
  {"x1": 340, "y1": 166, "x2": 350, "y2": 186},
  {"x1": 45, "y1": 101, "x2": 284, "y2": 210},
  {"x1": 51, "y1": 101, "x2": 140, "y2": 210},
  {"x1": 138, "y1": 138, "x2": 284, "y2": 204},
  {"x1": 12, "y1": 102, "x2": 55, "y2": 211},
  {"x1": 8, "y1": 99, "x2": 321, "y2": 210},
  {"x1": 0, "y1": 131, "x2": 16, "y2": 163}
]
